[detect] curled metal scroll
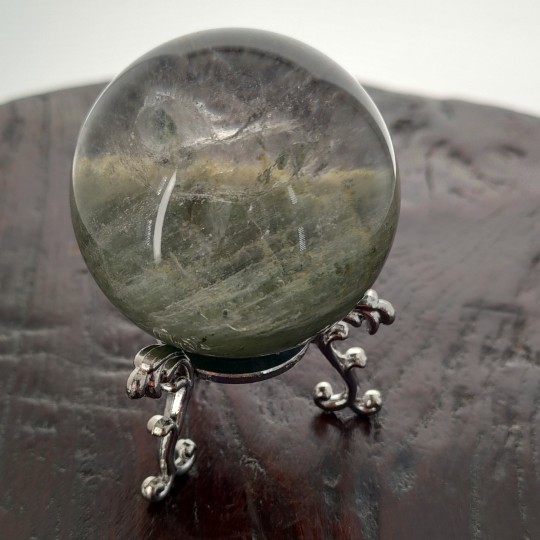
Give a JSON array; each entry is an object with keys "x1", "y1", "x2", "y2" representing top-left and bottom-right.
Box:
[
  {"x1": 313, "y1": 289, "x2": 395, "y2": 416},
  {"x1": 127, "y1": 344, "x2": 196, "y2": 502}
]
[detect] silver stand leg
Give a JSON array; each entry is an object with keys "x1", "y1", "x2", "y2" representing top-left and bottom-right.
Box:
[
  {"x1": 127, "y1": 344, "x2": 196, "y2": 502},
  {"x1": 313, "y1": 289, "x2": 395, "y2": 416}
]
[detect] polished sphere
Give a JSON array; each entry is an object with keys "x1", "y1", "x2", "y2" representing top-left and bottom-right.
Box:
[{"x1": 71, "y1": 29, "x2": 399, "y2": 358}]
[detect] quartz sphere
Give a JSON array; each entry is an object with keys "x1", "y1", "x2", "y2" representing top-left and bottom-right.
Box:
[{"x1": 71, "y1": 29, "x2": 399, "y2": 359}]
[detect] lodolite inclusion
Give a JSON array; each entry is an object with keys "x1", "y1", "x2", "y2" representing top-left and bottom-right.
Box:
[{"x1": 71, "y1": 29, "x2": 399, "y2": 359}]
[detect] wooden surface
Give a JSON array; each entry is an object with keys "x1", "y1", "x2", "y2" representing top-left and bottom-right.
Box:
[{"x1": 1, "y1": 83, "x2": 540, "y2": 540}]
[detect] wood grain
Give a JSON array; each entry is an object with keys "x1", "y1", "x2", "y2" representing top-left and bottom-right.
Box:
[{"x1": 1, "y1": 83, "x2": 539, "y2": 540}]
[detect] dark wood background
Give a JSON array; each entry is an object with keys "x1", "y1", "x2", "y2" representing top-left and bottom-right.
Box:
[{"x1": 1, "y1": 83, "x2": 539, "y2": 540}]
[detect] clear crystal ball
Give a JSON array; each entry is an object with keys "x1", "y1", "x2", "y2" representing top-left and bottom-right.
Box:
[{"x1": 71, "y1": 29, "x2": 399, "y2": 358}]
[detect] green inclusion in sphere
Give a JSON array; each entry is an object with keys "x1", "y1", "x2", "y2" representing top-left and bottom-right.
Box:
[{"x1": 71, "y1": 29, "x2": 399, "y2": 359}]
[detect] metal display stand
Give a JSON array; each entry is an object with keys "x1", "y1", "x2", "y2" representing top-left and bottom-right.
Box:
[{"x1": 127, "y1": 289, "x2": 395, "y2": 501}]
